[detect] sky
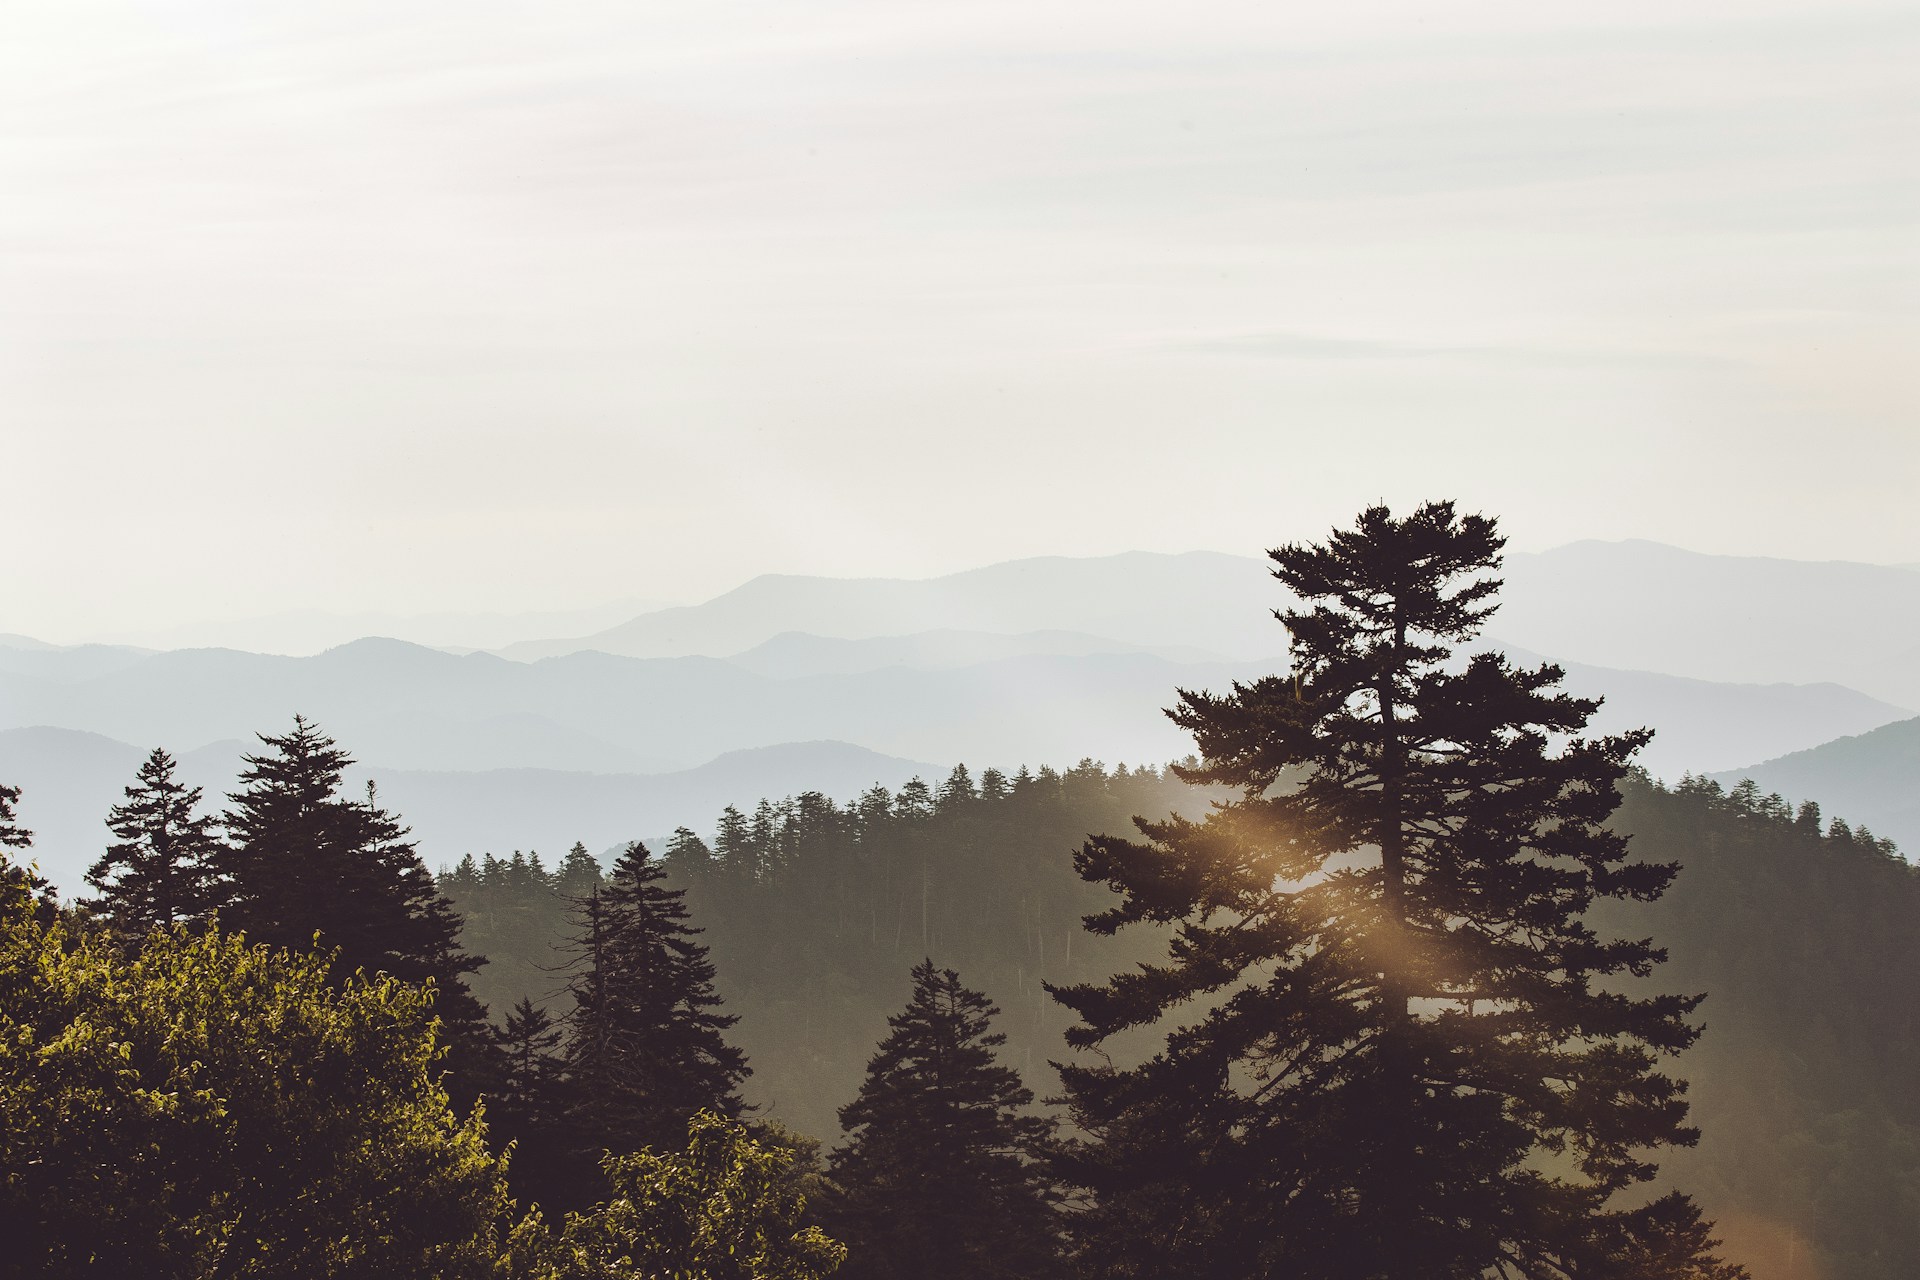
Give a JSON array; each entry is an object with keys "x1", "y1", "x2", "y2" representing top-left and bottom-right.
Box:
[{"x1": 5, "y1": 0, "x2": 1916, "y2": 644}]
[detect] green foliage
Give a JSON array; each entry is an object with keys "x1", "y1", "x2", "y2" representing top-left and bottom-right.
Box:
[
  {"x1": 528, "y1": 1111, "x2": 845, "y2": 1280},
  {"x1": 1049, "y1": 502, "x2": 1740, "y2": 1278},
  {"x1": 0, "y1": 882, "x2": 519, "y2": 1279},
  {"x1": 85, "y1": 747, "x2": 225, "y2": 933},
  {"x1": 219, "y1": 715, "x2": 500, "y2": 1097},
  {"x1": 826, "y1": 960, "x2": 1061, "y2": 1280}
]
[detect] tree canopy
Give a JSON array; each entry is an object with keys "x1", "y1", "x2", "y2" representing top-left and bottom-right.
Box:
[
  {"x1": 1049, "y1": 502, "x2": 1740, "y2": 1278},
  {"x1": 558, "y1": 841, "x2": 750, "y2": 1201},
  {"x1": 0, "y1": 877, "x2": 519, "y2": 1280},
  {"x1": 827, "y1": 959, "x2": 1061, "y2": 1280},
  {"x1": 85, "y1": 747, "x2": 224, "y2": 934},
  {"x1": 218, "y1": 715, "x2": 498, "y2": 1095}
]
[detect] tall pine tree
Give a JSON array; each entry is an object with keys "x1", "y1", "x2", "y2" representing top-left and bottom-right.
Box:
[
  {"x1": 218, "y1": 716, "x2": 498, "y2": 1096},
  {"x1": 561, "y1": 840, "x2": 748, "y2": 1196},
  {"x1": 1050, "y1": 502, "x2": 1741, "y2": 1279},
  {"x1": 827, "y1": 960, "x2": 1060, "y2": 1280},
  {"x1": 85, "y1": 748, "x2": 224, "y2": 934}
]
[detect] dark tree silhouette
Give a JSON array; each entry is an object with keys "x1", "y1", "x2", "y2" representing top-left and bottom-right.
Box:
[
  {"x1": 0, "y1": 784, "x2": 27, "y2": 852},
  {"x1": 0, "y1": 782, "x2": 48, "y2": 901},
  {"x1": 1050, "y1": 502, "x2": 1742, "y2": 1279},
  {"x1": 498, "y1": 996, "x2": 564, "y2": 1114},
  {"x1": 217, "y1": 716, "x2": 498, "y2": 1098},
  {"x1": 827, "y1": 960, "x2": 1060, "y2": 1280},
  {"x1": 561, "y1": 840, "x2": 749, "y2": 1190},
  {"x1": 85, "y1": 748, "x2": 224, "y2": 934},
  {"x1": 490, "y1": 995, "x2": 569, "y2": 1207}
]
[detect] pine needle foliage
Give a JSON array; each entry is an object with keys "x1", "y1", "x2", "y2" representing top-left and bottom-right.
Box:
[
  {"x1": 85, "y1": 747, "x2": 225, "y2": 934},
  {"x1": 561, "y1": 841, "x2": 750, "y2": 1178},
  {"x1": 217, "y1": 715, "x2": 498, "y2": 1095},
  {"x1": 827, "y1": 960, "x2": 1062, "y2": 1280},
  {"x1": 0, "y1": 781, "x2": 48, "y2": 901},
  {"x1": 1048, "y1": 501, "x2": 1742, "y2": 1279}
]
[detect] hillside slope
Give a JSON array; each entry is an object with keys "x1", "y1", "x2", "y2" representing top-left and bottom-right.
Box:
[{"x1": 1714, "y1": 715, "x2": 1920, "y2": 852}]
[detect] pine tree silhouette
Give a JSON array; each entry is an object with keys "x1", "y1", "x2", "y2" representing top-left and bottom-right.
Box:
[
  {"x1": 491, "y1": 994, "x2": 569, "y2": 1206},
  {"x1": 828, "y1": 959, "x2": 1061, "y2": 1280},
  {"x1": 85, "y1": 748, "x2": 224, "y2": 934},
  {"x1": 561, "y1": 840, "x2": 749, "y2": 1192},
  {"x1": 0, "y1": 781, "x2": 48, "y2": 901},
  {"x1": 1050, "y1": 502, "x2": 1743, "y2": 1279},
  {"x1": 218, "y1": 715, "x2": 499, "y2": 1098}
]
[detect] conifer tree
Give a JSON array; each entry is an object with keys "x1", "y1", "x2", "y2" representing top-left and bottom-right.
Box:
[
  {"x1": 936, "y1": 764, "x2": 978, "y2": 813},
  {"x1": 0, "y1": 782, "x2": 47, "y2": 900},
  {"x1": 715, "y1": 805, "x2": 755, "y2": 880},
  {"x1": 664, "y1": 826, "x2": 714, "y2": 879},
  {"x1": 492, "y1": 995, "x2": 569, "y2": 1207},
  {"x1": 218, "y1": 716, "x2": 498, "y2": 1095},
  {"x1": 555, "y1": 841, "x2": 604, "y2": 899},
  {"x1": 828, "y1": 960, "x2": 1060, "y2": 1280},
  {"x1": 499, "y1": 996, "x2": 565, "y2": 1113},
  {"x1": 85, "y1": 748, "x2": 224, "y2": 934},
  {"x1": 561, "y1": 841, "x2": 749, "y2": 1177},
  {"x1": 1050, "y1": 502, "x2": 1741, "y2": 1279},
  {"x1": 0, "y1": 783, "x2": 27, "y2": 852}
]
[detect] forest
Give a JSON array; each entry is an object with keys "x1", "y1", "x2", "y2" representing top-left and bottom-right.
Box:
[{"x1": 3, "y1": 503, "x2": 1916, "y2": 1279}]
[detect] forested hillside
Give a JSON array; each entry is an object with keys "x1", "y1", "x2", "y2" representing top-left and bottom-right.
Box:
[
  {"x1": 1608, "y1": 779, "x2": 1920, "y2": 1279},
  {"x1": 443, "y1": 764, "x2": 1920, "y2": 1280},
  {"x1": 441, "y1": 761, "x2": 1200, "y2": 1139}
]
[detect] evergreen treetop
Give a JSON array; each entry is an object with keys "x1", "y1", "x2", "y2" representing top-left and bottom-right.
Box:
[
  {"x1": 86, "y1": 748, "x2": 224, "y2": 934},
  {"x1": 0, "y1": 782, "x2": 51, "y2": 902},
  {"x1": 217, "y1": 716, "x2": 497, "y2": 1096},
  {"x1": 562, "y1": 841, "x2": 750, "y2": 1170},
  {"x1": 0, "y1": 783, "x2": 28, "y2": 853},
  {"x1": 828, "y1": 960, "x2": 1060, "y2": 1280},
  {"x1": 1050, "y1": 501, "x2": 1741, "y2": 1279}
]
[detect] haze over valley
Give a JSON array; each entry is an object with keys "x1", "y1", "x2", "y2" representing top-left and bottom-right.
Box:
[{"x1": 6, "y1": 538, "x2": 1917, "y2": 889}]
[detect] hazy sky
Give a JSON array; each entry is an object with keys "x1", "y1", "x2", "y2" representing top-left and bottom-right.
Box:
[{"x1": 6, "y1": 0, "x2": 1916, "y2": 643}]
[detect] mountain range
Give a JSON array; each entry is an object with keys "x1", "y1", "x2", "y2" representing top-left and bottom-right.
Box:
[
  {"x1": 1712, "y1": 715, "x2": 1920, "y2": 853},
  {"x1": 4, "y1": 540, "x2": 1915, "y2": 889}
]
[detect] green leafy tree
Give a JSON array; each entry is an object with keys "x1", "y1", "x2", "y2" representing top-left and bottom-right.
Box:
[
  {"x1": 85, "y1": 747, "x2": 225, "y2": 934},
  {"x1": 0, "y1": 877, "x2": 522, "y2": 1279},
  {"x1": 1050, "y1": 502, "x2": 1741, "y2": 1279},
  {"x1": 544, "y1": 1111, "x2": 845, "y2": 1280},
  {"x1": 562, "y1": 842, "x2": 750, "y2": 1190},
  {"x1": 219, "y1": 715, "x2": 498, "y2": 1094},
  {"x1": 827, "y1": 960, "x2": 1060, "y2": 1280}
]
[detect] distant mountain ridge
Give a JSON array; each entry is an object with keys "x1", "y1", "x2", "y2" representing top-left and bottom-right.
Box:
[
  {"x1": 0, "y1": 726, "x2": 936, "y2": 892},
  {"x1": 1499, "y1": 540, "x2": 1920, "y2": 706},
  {"x1": 497, "y1": 551, "x2": 1283, "y2": 662},
  {"x1": 0, "y1": 633, "x2": 1902, "y2": 784},
  {"x1": 1715, "y1": 715, "x2": 1920, "y2": 853},
  {"x1": 484, "y1": 541, "x2": 1920, "y2": 707},
  {"x1": 7, "y1": 539, "x2": 1918, "y2": 877}
]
